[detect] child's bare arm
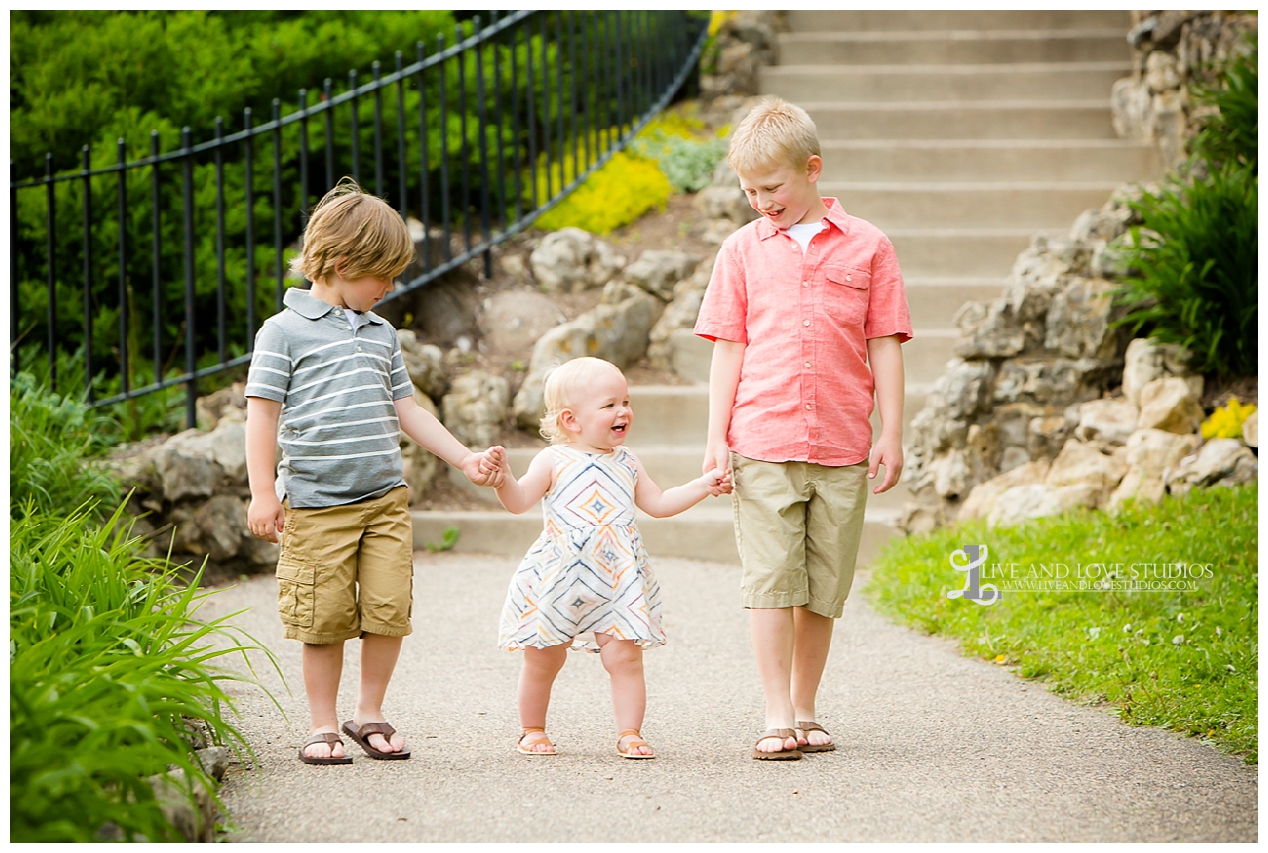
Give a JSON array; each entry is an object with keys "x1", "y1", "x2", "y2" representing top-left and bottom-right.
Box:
[
  {"x1": 705, "y1": 338, "x2": 746, "y2": 475},
  {"x1": 493, "y1": 448, "x2": 554, "y2": 514},
  {"x1": 245, "y1": 396, "x2": 285, "y2": 542},
  {"x1": 634, "y1": 453, "x2": 730, "y2": 519},
  {"x1": 867, "y1": 334, "x2": 906, "y2": 494},
  {"x1": 394, "y1": 394, "x2": 501, "y2": 487}
]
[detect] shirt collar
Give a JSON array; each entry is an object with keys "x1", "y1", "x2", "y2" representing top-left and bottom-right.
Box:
[
  {"x1": 756, "y1": 197, "x2": 851, "y2": 241},
  {"x1": 283, "y1": 286, "x2": 384, "y2": 324}
]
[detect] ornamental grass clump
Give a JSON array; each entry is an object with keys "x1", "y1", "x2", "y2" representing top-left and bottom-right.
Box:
[{"x1": 10, "y1": 503, "x2": 270, "y2": 842}]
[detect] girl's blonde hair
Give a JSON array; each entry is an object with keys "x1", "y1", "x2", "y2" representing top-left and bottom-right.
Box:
[
  {"x1": 288, "y1": 177, "x2": 415, "y2": 284},
  {"x1": 539, "y1": 357, "x2": 625, "y2": 444},
  {"x1": 726, "y1": 96, "x2": 821, "y2": 175}
]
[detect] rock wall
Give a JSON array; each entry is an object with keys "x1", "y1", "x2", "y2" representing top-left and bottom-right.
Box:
[{"x1": 1112, "y1": 10, "x2": 1258, "y2": 168}]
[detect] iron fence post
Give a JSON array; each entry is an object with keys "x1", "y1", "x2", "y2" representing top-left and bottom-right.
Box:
[
  {"x1": 181, "y1": 127, "x2": 197, "y2": 429},
  {"x1": 81, "y1": 146, "x2": 93, "y2": 403}
]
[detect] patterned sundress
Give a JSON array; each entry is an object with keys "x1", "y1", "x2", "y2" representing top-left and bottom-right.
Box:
[{"x1": 498, "y1": 444, "x2": 666, "y2": 652}]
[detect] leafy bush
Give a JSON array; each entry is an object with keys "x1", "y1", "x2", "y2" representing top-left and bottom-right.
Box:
[
  {"x1": 10, "y1": 371, "x2": 121, "y2": 519},
  {"x1": 630, "y1": 116, "x2": 727, "y2": 193},
  {"x1": 1189, "y1": 35, "x2": 1258, "y2": 174},
  {"x1": 1112, "y1": 163, "x2": 1257, "y2": 378},
  {"x1": 10, "y1": 503, "x2": 266, "y2": 841}
]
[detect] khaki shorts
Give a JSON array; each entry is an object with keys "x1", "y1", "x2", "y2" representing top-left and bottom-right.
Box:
[
  {"x1": 276, "y1": 486, "x2": 414, "y2": 644},
  {"x1": 730, "y1": 454, "x2": 870, "y2": 618}
]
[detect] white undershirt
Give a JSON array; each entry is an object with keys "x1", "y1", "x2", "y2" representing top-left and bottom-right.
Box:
[
  {"x1": 343, "y1": 308, "x2": 369, "y2": 331},
  {"x1": 787, "y1": 221, "x2": 827, "y2": 255}
]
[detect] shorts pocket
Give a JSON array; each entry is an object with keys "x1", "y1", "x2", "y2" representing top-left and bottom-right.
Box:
[
  {"x1": 822, "y1": 265, "x2": 869, "y2": 326},
  {"x1": 276, "y1": 558, "x2": 317, "y2": 628}
]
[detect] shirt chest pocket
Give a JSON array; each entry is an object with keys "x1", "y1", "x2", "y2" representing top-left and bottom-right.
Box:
[{"x1": 822, "y1": 265, "x2": 870, "y2": 326}]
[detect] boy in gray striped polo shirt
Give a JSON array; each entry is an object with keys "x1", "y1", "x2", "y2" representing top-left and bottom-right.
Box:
[{"x1": 246, "y1": 180, "x2": 503, "y2": 765}]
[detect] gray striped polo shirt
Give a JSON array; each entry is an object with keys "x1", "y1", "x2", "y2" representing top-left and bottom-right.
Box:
[{"x1": 245, "y1": 287, "x2": 412, "y2": 508}]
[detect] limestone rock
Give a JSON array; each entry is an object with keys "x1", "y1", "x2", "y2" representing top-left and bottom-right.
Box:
[
  {"x1": 1069, "y1": 205, "x2": 1133, "y2": 245},
  {"x1": 401, "y1": 389, "x2": 441, "y2": 502},
  {"x1": 1166, "y1": 438, "x2": 1258, "y2": 496},
  {"x1": 1121, "y1": 338, "x2": 1201, "y2": 406},
  {"x1": 940, "y1": 358, "x2": 996, "y2": 420},
  {"x1": 1044, "y1": 439, "x2": 1128, "y2": 505},
  {"x1": 441, "y1": 370, "x2": 509, "y2": 451},
  {"x1": 695, "y1": 184, "x2": 756, "y2": 225},
  {"x1": 196, "y1": 381, "x2": 246, "y2": 431},
  {"x1": 512, "y1": 288, "x2": 662, "y2": 429},
  {"x1": 954, "y1": 300, "x2": 1025, "y2": 359},
  {"x1": 1111, "y1": 76, "x2": 1154, "y2": 140},
  {"x1": 623, "y1": 250, "x2": 702, "y2": 301},
  {"x1": 194, "y1": 494, "x2": 247, "y2": 563},
  {"x1": 1138, "y1": 376, "x2": 1204, "y2": 434},
  {"x1": 154, "y1": 422, "x2": 247, "y2": 502},
  {"x1": 479, "y1": 289, "x2": 564, "y2": 358},
  {"x1": 992, "y1": 358, "x2": 1106, "y2": 408},
  {"x1": 397, "y1": 329, "x2": 447, "y2": 399},
  {"x1": 1146, "y1": 50, "x2": 1183, "y2": 91},
  {"x1": 1044, "y1": 277, "x2": 1123, "y2": 361},
  {"x1": 1074, "y1": 398, "x2": 1140, "y2": 446},
  {"x1": 1106, "y1": 428, "x2": 1200, "y2": 511},
  {"x1": 1243, "y1": 411, "x2": 1258, "y2": 448},
  {"x1": 241, "y1": 534, "x2": 280, "y2": 567},
  {"x1": 648, "y1": 269, "x2": 710, "y2": 370},
  {"x1": 1010, "y1": 236, "x2": 1094, "y2": 290},
  {"x1": 987, "y1": 483, "x2": 1100, "y2": 527},
  {"x1": 529, "y1": 228, "x2": 626, "y2": 293},
  {"x1": 959, "y1": 460, "x2": 1051, "y2": 521}
]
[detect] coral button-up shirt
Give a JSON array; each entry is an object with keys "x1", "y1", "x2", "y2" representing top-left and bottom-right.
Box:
[{"x1": 694, "y1": 198, "x2": 912, "y2": 466}]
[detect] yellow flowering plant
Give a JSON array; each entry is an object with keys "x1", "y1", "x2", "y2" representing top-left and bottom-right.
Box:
[{"x1": 1200, "y1": 397, "x2": 1257, "y2": 440}]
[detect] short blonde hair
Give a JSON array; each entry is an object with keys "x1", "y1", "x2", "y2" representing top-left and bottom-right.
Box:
[
  {"x1": 289, "y1": 178, "x2": 415, "y2": 284},
  {"x1": 726, "y1": 97, "x2": 821, "y2": 175},
  {"x1": 538, "y1": 357, "x2": 625, "y2": 444}
]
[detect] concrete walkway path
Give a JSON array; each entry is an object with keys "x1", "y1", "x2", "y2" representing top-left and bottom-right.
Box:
[{"x1": 202, "y1": 553, "x2": 1256, "y2": 843}]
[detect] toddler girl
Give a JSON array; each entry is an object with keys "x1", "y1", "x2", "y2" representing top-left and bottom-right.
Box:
[{"x1": 488, "y1": 357, "x2": 729, "y2": 759}]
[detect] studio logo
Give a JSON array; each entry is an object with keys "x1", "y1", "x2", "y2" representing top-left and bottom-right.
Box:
[{"x1": 946, "y1": 544, "x2": 1001, "y2": 606}]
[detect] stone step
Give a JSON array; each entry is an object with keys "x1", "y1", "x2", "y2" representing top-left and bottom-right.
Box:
[
  {"x1": 887, "y1": 228, "x2": 1044, "y2": 278},
  {"x1": 761, "y1": 62, "x2": 1132, "y2": 102},
  {"x1": 786, "y1": 10, "x2": 1130, "y2": 33},
  {"x1": 805, "y1": 100, "x2": 1121, "y2": 140},
  {"x1": 904, "y1": 278, "x2": 1009, "y2": 327},
  {"x1": 411, "y1": 505, "x2": 904, "y2": 568},
  {"x1": 822, "y1": 181, "x2": 1118, "y2": 230},
  {"x1": 780, "y1": 29, "x2": 1129, "y2": 66},
  {"x1": 903, "y1": 328, "x2": 961, "y2": 386},
  {"x1": 820, "y1": 139, "x2": 1159, "y2": 183}
]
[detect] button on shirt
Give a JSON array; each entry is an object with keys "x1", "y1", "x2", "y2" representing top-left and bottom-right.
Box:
[
  {"x1": 694, "y1": 198, "x2": 913, "y2": 466},
  {"x1": 245, "y1": 287, "x2": 413, "y2": 508}
]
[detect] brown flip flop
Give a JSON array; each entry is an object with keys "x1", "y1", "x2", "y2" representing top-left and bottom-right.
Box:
[
  {"x1": 796, "y1": 720, "x2": 837, "y2": 753},
  {"x1": 341, "y1": 720, "x2": 412, "y2": 760},
  {"x1": 751, "y1": 728, "x2": 802, "y2": 760},
  {"x1": 298, "y1": 731, "x2": 353, "y2": 765}
]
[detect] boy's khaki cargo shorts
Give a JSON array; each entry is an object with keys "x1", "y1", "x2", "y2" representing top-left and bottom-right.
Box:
[
  {"x1": 276, "y1": 486, "x2": 414, "y2": 644},
  {"x1": 730, "y1": 454, "x2": 870, "y2": 619}
]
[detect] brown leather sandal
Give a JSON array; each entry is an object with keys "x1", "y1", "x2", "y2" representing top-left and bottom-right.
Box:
[
  {"x1": 751, "y1": 728, "x2": 802, "y2": 760},
  {"x1": 796, "y1": 720, "x2": 837, "y2": 753},
  {"x1": 616, "y1": 729, "x2": 656, "y2": 759},
  {"x1": 517, "y1": 726, "x2": 556, "y2": 755},
  {"x1": 341, "y1": 720, "x2": 412, "y2": 760},
  {"x1": 298, "y1": 731, "x2": 353, "y2": 765}
]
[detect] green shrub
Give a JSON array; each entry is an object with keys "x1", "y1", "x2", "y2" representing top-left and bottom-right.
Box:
[
  {"x1": 1189, "y1": 35, "x2": 1257, "y2": 174},
  {"x1": 631, "y1": 130, "x2": 727, "y2": 193},
  {"x1": 1112, "y1": 163, "x2": 1257, "y2": 378},
  {"x1": 9, "y1": 371, "x2": 121, "y2": 520},
  {"x1": 10, "y1": 503, "x2": 270, "y2": 841}
]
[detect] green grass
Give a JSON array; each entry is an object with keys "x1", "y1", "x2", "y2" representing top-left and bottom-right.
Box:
[{"x1": 865, "y1": 484, "x2": 1258, "y2": 763}]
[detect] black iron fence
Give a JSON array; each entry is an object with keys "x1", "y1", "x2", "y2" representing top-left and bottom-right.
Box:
[{"x1": 10, "y1": 10, "x2": 709, "y2": 427}]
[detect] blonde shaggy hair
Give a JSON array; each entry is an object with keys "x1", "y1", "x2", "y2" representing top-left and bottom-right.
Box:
[
  {"x1": 288, "y1": 178, "x2": 415, "y2": 284},
  {"x1": 538, "y1": 357, "x2": 625, "y2": 445},
  {"x1": 726, "y1": 96, "x2": 821, "y2": 175}
]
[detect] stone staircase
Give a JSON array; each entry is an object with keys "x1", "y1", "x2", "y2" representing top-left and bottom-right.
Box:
[{"x1": 413, "y1": 9, "x2": 1159, "y2": 565}]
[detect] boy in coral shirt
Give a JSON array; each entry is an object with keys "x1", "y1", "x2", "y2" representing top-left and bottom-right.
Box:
[{"x1": 695, "y1": 97, "x2": 912, "y2": 759}]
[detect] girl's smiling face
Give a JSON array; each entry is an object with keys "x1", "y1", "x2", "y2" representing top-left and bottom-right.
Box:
[{"x1": 560, "y1": 368, "x2": 633, "y2": 453}]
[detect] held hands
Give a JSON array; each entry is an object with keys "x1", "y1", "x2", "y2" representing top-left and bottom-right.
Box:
[
  {"x1": 868, "y1": 433, "x2": 904, "y2": 494},
  {"x1": 467, "y1": 445, "x2": 508, "y2": 488},
  {"x1": 247, "y1": 494, "x2": 285, "y2": 543},
  {"x1": 702, "y1": 467, "x2": 733, "y2": 497}
]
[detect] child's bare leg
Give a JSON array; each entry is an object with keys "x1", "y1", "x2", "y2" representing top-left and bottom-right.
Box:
[
  {"x1": 790, "y1": 606, "x2": 835, "y2": 748},
  {"x1": 353, "y1": 632, "x2": 406, "y2": 753},
  {"x1": 301, "y1": 641, "x2": 346, "y2": 760},
  {"x1": 518, "y1": 642, "x2": 568, "y2": 752},
  {"x1": 749, "y1": 607, "x2": 798, "y2": 753},
  {"x1": 595, "y1": 633, "x2": 651, "y2": 755}
]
